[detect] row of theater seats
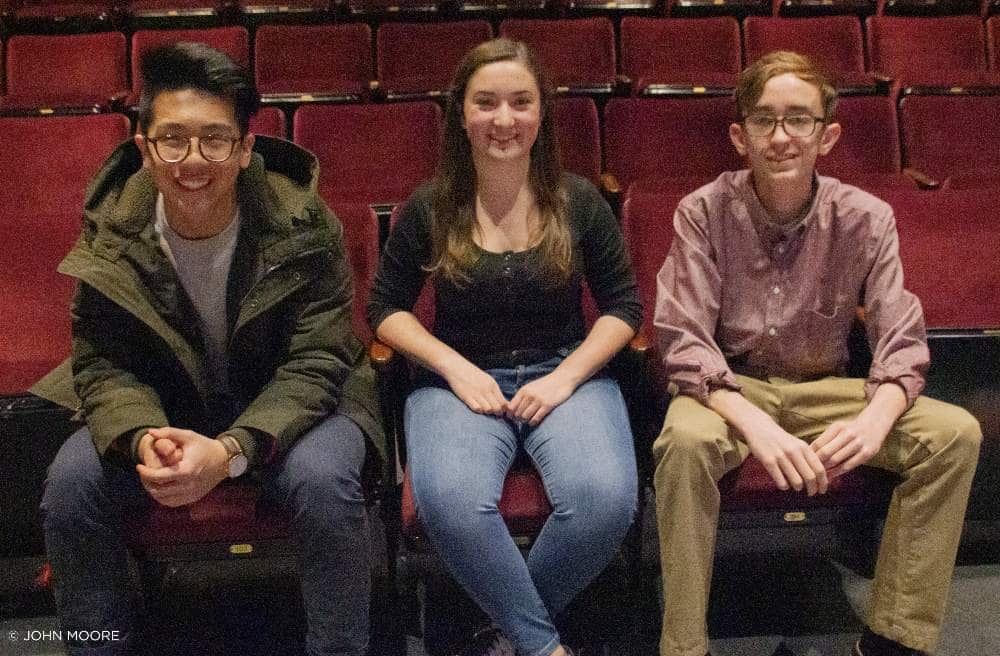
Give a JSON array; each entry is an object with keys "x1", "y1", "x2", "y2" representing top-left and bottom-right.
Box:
[
  {"x1": 2, "y1": 0, "x2": 1000, "y2": 23},
  {"x1": 1, "y1": 16, "x2": 1000, "y2": 116},
  {"x1": 1, "y1": 105, "x2": 998, "y2": 398}
]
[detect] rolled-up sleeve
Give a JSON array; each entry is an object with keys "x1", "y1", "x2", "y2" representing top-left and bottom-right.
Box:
[
  {"x1": 862, "y1": 210, "x2": 929, "y2": 409},
  {"x1": 654, "y1": 199, "x2": 741, "y2": 404}
]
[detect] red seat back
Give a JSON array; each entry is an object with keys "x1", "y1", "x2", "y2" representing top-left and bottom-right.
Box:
[
  {"x1": 499, "y1": 18, "x2": 616, "y2": 92},
  {"x1": 248, "y1": 106, "x2": 287, "y2": 139},
  {"x1": 332, "y1": 202, "x2": 381, "y2": 344},
  {"x1": 866, "y1": 17, "x2": 990, "y2": 87},
  {"x1": 254, "y1": 23, "x2": 372, "y2": 100},
  {"x1": 552, "y1": 96, "x2": 602, "y2": 185},
  {"x1": 818, "y1": 94, "x2": 902, "y2": 190},
  {"x1": 620, "y1": 17, "x2": 742, "y2": 92},
  {"x1": 3, "y1": 32, "x2": 127, "y2": 111},
  {"x1": 293, "y1": 101, "x2": 441, "y2": 207},
  {"x1": 604, "y1": 97, "x2": 741, "y2": 194},
  {"x1": 743, "y1": 17, "x2": 868, "y2": 88},
  {"x1": 0, "y1": 114, "x2": 132, "y2": 395},
  {"x1": 376, "y1": 20, "x2": 493, "y2": 98},
  {"x1": 899, "y1": 94, "x2": 1000, "y2": 184}
]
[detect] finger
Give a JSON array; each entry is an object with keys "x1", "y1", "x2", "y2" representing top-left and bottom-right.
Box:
[
  {"x1": 528, "y1": 404, "x2": 552, "y2": 426},
  {"x1": 777, "y1": 456, "x2": 805, "y2": 492},
  {"x1": 802, "y1": 448, "x2": 829, "y2": 495},
  {"x1": 517, "y1": 400, "x2": 541, "y2": 422},
  {"x1": 824, "y1": 439, "x2": 860, "y2": 470},
  {"x1": 788, "y1": 451, "x2": 818, "y2": 496},
  {"x1": 761, "y1": 458, "x2": 790, "y2": 491},
  {"x1": 812, "y1": 424, "x2": 844, "y2": 461},
  {"x1": 136, "y1": 464, "x2": 182, "y2": 485}
]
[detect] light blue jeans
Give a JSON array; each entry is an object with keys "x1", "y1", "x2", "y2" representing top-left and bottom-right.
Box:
[{"x1": 404, "y1": 356, "x2": 637, "y2": 656}]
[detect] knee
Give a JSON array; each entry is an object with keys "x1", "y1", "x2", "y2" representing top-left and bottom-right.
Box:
[
  {"x1": 281, "y1": 417, "x2": 367, "y2": 509},
  {"x1": 945, "y1": 407, "x2": 983, "y2": 461},
  {"x1": 41, "y1": 431, "x2": 107, "y2": 524},
  {"x1": 652, "y1": 415, "x2": 721, "y2": 472},
  {"x1": 553, "y1": 473, "x2": 637, "y2": 534}
]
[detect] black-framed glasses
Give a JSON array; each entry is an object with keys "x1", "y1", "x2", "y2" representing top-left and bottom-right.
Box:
[
  {"x1": 146, "y1": 134, "x2": 242, "y2": 163},
  {"x1": 743, "y1": 113, "x2": 826, "y2": 138}
]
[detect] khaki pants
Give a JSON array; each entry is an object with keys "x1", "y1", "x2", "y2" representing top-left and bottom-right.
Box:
[{"x1": 652, "y1": 376, "x2": 982, "y2": 656}]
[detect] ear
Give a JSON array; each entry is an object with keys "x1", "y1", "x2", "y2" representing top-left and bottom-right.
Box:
[
  {"x1": 818, "y1": 121, "x2": 841, "y2": 156},
  {"x1": 729, "y1": 122, "x2": 749, "y2": 157},
  {"x1": 238, "y1": 133, "x2": 255, "y2": 169},
  {"x1": 135, "y1": 133, "x2": 153, "y2": 169}
]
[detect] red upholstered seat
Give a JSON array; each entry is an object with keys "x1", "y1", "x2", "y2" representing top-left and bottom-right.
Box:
[
  {"x1": 376, "y1": 20, "x2": 492, "y2": 100},
  {"x1": 248, "y1": 106, "x2": 287, "y2": 139},
  {"x1": 899, "y1": 93, "x2": 1000, "y2": 187},
  {"x1": 0, "y1": 32, "x2": 128, "y2": 113},
  {"x1": 885, "y1": 187, "x2": 1000, "y2": 330},
  {"x1": 743, "y1": 16, "x2": 874, "y2": 90},
  {"x1": 13, "y1": 0, "x2": 114, "y2": 21},
  {"x1": 0, "y1": 113, "x2": 131, "y2": 396},
  {"x1": 292, "y1": 101, "x2": 441, "y2": 207},
  {"x1": 401, "y1": 466, "x2": 552, "y2": 542},
  {"x1": 499, "y1": 17, "x2": 617, "y2": 95},
  {"x1": 603, "y1": 96, "x2": 742, "y2": 196},
  {"x1": 620, "y1": 17, "x2": 741, "y2": 94},
  {"x1": 866, "y1": 16, "x2": 999, "y2": 89},
  {"x1": 254, "y1": 23, "x2": 372, "y2": 103},
  {"x1": 989, "y1": 17, "x2": 1000, "y2": 72},
  {"x1": 552, "y1": 96, "x2": 602, "y2": 185}
]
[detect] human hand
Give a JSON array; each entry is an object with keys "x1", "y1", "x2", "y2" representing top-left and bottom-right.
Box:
[
  {"x1": 743, "y1": 420, "x2": 829, "y2": 496},
  {"x1": 507, "y1": 371, "x2": 576, "y2": 426},
  {"x1": 443, "y1": 361, "x2": 508, "y2": 416},
  {"x1": 136, "y1": 427, "x2": 228, "y2": 507},
  {"x1": 811, "y1": 418, "x2": 890, "y2": 479}
]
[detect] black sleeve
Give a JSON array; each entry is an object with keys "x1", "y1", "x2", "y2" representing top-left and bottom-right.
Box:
[
  {"x1": 366, "y1": 189, "x2": 434, "y2": 333},
  {"x1": 573, "y1": 177, "x2": 643, "y2": 332}
]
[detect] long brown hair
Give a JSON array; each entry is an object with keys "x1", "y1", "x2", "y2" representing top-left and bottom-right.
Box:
[{"x1": 428, "y1": 38, "x2": 571, "y2": 284}]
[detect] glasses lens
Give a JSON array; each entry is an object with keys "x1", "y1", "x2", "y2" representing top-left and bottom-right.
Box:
[
  {"x1": 156, "y1": 136, "x2": 190, "y2": 163},
  {"x1": 745, "y1": 115, "x2": 776, "y2": 137},
  {"x1": 200, "y1": 136, "x2": 237, "y2": 162},
  {"x1": 784, "y1": 115, "x2": 819, "y2": 137}
]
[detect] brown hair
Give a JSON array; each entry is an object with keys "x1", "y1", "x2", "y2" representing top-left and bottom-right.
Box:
[
  {"x1": 735, "y1": 51, "x2": 838, "y2": 121},
  {"x1": 428, "y1": 38, "x2": 570, "y2": 284}
]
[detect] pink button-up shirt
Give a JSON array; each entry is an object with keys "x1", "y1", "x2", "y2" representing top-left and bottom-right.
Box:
[{"x1": 654, "y1": 170, "x2": 928, "y2": 408}]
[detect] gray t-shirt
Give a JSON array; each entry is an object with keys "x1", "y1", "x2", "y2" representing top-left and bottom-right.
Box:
[{"x1": 155, "y1": 194, "x2": 240, "y2": 390}]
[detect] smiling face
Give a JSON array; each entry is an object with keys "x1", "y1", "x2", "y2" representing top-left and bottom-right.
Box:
[
  {"x1": 135, "y1": 88, "x2": 254, "y2": 238},
  {"x1": 729, "y1": 72, "x2": 841, "y2": 197},
  {"x1": 462, "y1": 60, "x2": 541, "y2": 168}
]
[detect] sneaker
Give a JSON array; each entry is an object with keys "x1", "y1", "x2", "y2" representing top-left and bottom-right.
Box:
[{"x1": 454, "y1": 627, "x2": 516, "y2": 656}]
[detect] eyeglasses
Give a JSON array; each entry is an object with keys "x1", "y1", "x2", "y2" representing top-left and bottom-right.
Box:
[
  {"x1": 743, "y1": 113, "x2": 826, "y2": 138},
  {"x1": 146, "y1": 134, "x2": 242, "y2": 163}
]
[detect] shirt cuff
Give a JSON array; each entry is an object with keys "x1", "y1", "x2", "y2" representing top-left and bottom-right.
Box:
[
  {"x1": 675, "y1": 369, "x2": 742, "y2": 405},
  {"x1": 865, "y1": 366, "x2": 924, "y2": 411}
]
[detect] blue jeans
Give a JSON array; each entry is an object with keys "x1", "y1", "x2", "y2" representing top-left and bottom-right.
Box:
[
  {"x1": 405, "y1": 357, "x2": 638, "y2": 656},
  {"x1": 41, "y1": 414, "x2": 371, "y2": 656}
]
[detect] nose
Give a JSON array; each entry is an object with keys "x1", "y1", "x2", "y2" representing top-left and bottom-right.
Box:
[
  {"x1": 493, "y1": 102, "x2": 515, "y2": 128},
  {"x1": 770, "y1": 120, "x2": 792, "y2": 144}
]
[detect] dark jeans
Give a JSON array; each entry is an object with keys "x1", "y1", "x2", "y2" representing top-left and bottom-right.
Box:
[{"x1": 41, "y1": 414, "x2": 371, "y2": 656}]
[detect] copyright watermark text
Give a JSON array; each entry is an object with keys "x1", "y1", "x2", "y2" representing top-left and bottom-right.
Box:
[{"x1": 6, "y1": 629, "x2": 121, "y2": 642}]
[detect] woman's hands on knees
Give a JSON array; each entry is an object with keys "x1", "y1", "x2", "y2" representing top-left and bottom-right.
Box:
[
  {"x1": 443, "y1": 359, "x2": 509, "y2": 416},
  {"x1": 508, "y1": 371, "x2": 576, "y2": 426}
]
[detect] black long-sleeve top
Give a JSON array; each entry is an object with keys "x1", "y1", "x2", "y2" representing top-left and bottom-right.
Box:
[{"x1": 367, "y1": 174, "x2": 642, "y2": 370}]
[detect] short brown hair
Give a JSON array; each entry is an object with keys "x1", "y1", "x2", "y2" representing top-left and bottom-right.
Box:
[{"x1": 735, "y1": 51, "x2": 837, "y2": 121}]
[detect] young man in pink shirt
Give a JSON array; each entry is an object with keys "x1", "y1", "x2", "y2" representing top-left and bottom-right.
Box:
[{"x1": 652, "y1": 51, "x2": 982, "y2": 656}]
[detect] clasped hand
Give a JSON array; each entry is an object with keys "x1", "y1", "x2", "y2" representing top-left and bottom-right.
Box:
[
  {"x1": 136, "y1": 427, "x2": 229, "y2": 507},
  {"x1": 747, "y1": 417, "x2": 889, "y2": 496},
  {"x1": 445, "y1": 363, "x2": 575, "y2": 426}
]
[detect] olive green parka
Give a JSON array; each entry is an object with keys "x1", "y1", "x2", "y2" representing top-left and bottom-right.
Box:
[{"x1": 32, "y1": 135, "x2": 384, "y2": 470}]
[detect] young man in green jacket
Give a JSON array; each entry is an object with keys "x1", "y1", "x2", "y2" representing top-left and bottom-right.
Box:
[{"x1": 35, "y1": 43, "x2": 383, "y2": 655}]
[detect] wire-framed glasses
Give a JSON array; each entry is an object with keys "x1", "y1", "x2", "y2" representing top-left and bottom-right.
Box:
[
  {"x1": 146, "y1": 134, "x2": 242, "y2": 163},
  {"x1": 743, "y1": 113, "x2": 826, "y2": 138}
]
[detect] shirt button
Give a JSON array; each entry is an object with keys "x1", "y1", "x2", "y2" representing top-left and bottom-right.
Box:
[
  {"x1": 772, "y1": 286, "x2": 781, "y2": 295},
  {"x1": 776, "y1": 244, "x2": 786, "y2": 255},
  {"x1": 768, "y1": 327, "x2": 777, "y2": 337}
]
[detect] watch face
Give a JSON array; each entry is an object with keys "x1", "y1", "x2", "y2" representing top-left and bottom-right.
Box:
[{"x1": 228, "y1": 453, "x2": 248, "y2": 478}]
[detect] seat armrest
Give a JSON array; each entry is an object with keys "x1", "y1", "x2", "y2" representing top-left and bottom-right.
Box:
[{"x1": 903, "y1": 167, "x2": 941, "y2": 191}]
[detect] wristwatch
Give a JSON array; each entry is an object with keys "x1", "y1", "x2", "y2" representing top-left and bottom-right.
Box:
[{"x1": 218, "y1": 434, "x2": 248, "y2": 478}]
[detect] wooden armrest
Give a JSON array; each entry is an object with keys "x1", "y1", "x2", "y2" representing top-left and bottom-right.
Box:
[
  {"x1": 369, "y1": 340, "x2": 396, "y2": 367},
  {"x1": 600, "y1": 172, "x2": 622, "y2": 196},
  {"x1": 628, "y1": 333, "x2": 649, "y2": 353},
  {"x1": 903, "y1": 167, "x2": 940, "y2": 191}
]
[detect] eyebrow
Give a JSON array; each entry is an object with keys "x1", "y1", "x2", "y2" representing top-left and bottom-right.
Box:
[
  {"x1": 154, "y1": 122, "x2": 237, "y2": 133},
  {"x1": 752, "y1": 104, "x2": 817, "y2": 114}
]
